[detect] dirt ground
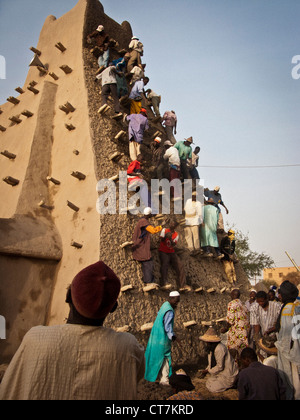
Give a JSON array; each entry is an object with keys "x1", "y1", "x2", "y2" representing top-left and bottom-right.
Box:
[
  {"x1": 137, "y1": 365, "x2": 239, "y2": 401},
  {"x1": 1, "y1": 363, "x2": 238, "y2": 400}
]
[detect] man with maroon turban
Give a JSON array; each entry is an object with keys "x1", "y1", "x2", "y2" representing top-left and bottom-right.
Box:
[{"x1": 0, "y1": 262, "x2": 145, "y2": 400}]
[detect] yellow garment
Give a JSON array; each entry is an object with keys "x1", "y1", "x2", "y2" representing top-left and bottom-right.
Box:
[
  {"x1": 0, "y1": 324, "x2": 145, "y2": 400},
  {"x1": 130, "y1": 99, "x2": 142, "y2": 114},
  {"x1": 223, "y1": 260, "x2": 237, "y2": 284},
  {"x1": 146, "y1": 225, "x2": 162, "y2": 234},
  {"x1": 228, "y1": 230, "x2": 235, "y2": 240}
]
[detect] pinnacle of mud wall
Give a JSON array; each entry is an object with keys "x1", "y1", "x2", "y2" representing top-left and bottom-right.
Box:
[{"x1": 0, "y1": 0, "x2": 102, "y2": 362}]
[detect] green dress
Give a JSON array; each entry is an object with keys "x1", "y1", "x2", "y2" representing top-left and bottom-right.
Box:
[
  {"x1": 144, "y1": 302, "x2": 174, "y2": 382},
  {"x1": 200, "y1": 204, "x2": 219, "y2": 247}
]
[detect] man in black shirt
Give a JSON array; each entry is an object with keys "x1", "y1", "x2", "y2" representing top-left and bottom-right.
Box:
[{"x1": 238, "y1": 347, "x2": 286, "y2": 400}]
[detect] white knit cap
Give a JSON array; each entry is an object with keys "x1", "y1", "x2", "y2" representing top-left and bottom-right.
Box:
[
  {"x1": 96, "y1": 25, "x2": 104, "y2": 32},
  {"x1": 169, "y1": 291, "x2": 180, "y2": 297},
  {"x1": 143, "y1": 207, "x2": 152, "y2": 216}
]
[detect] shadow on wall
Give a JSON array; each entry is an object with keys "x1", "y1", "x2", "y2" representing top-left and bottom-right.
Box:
[{"x1": 0, "y1": 256, "x2": 58, "y2": 364}]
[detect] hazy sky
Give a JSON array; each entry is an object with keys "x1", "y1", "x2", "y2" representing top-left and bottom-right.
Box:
[{"x1": 0, "y1": 0, "x2": 299, "y2": 272}]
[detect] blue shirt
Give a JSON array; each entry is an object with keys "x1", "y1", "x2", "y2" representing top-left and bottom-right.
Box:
[
  {"x1": 164, "y1": 311, "x2": 175, "y2": 340},
  {"x1": 129, "y1": 80, "x2": 144, "y2": 99},
  {"x1": 204, "y1": 189, "x2": 224, "y2": 209},
  {"x1": 126, "y1": 114, "x2": 149, "y2": 143},
  {"x1": 112, "y1": 57, "x2": 126, "y2": 72}
]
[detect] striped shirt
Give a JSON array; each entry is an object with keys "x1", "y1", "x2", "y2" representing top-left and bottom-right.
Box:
[{"x1": 251, "y1": 301, "x2": 282, "y2": 334}]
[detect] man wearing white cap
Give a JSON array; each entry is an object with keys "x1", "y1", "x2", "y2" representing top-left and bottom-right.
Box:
[
  {"x1": 145, "y1": 292, "x2": 181, "y2": 385},
  {"x1": 87, "y1": 25, "x2": 110, "y2": 74},
  {"x1": 204, "y1": 186, "x2": 229, "y2": 232},
  {"x1": 127, "y1": 36, "x2": 144, "y2": 72},
  {"x1": 145, "y1": 88, "x2": 161, "y2": 120},
  {"x1": 132, "y1": 208, "x2": 162, "y2": 284},
  {"x1": 205, "y1": 186, "x2": 229, "y2": 211}
]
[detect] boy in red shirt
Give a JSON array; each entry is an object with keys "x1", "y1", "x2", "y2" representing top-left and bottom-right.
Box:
[
  {"x1": 127, "y1": 154, "x2": 151, "y2": 209},
  {"x1": 159, "y1": 220, "x2": 188, "y2": 290},
  {"x1": 127, "y1": 154, "x2": 159, "y2": 214}
]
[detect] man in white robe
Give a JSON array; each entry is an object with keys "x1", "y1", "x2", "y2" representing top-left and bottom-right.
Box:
[
  {"x1": 199, "y1": 327, "x2": 239, "y2": 393},
  {"x1": 276, "y1": 281, "x2": 300, "y2": 400}
]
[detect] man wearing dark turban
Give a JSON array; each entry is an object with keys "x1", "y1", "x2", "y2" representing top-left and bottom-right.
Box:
[
  {"x1": 275, "y1": 280, "x2": 300, "y2": 400},
  {"x1": 0, "y1": 262, "x2": 145, "y2": 400}
]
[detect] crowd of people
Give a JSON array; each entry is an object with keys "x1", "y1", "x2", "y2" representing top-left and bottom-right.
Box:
[
  {"x1": 140, "y1": 281, "x2": 300, "y2": 400},
  {"x1": 131, "y1": 203, "x2": 236, "y2": 288},
  {"x1": 143, "y1": 282, "x2": 300, "y2": 400},
  {"x1": 1, "y1": 25, "x2": 299, "y2": 402},
  {"x1": 0, "y1": 261, "x2": 299, "y2": 400},
  {"x1": 86, "y1": 25, "x2": 237, "y2": 287},
  {"x1": 87, "y1": 27, "x2": 299, "y2": 399}
]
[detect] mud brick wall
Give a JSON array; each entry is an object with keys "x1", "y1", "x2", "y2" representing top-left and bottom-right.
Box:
[
  {"x1": 0, "y1": 0, "x2": 250, "y2": 365},
  {"x1": 82, "y1": 0, "x2": 250, "y2": 365}
]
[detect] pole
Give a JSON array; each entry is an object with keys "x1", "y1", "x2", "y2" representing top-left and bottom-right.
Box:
[{"x1": 285, "y1": 251, "x2": 300, "y2": 272}]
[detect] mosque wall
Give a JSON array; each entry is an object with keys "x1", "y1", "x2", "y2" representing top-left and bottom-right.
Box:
[{"x1": 0, "y1": 0, "x2": 250, "y2": 365}]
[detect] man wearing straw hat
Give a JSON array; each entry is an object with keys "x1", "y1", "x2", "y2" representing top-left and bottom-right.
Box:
[
  {"x1": 144, "y1": 292, "x2": 181, "y2": 385},
  {"x1": 258, "y1": 335, "x2": 278, "y2": 367},
  {"x1": 199, "y1": 326, "x2": 239, "y2": 393}
]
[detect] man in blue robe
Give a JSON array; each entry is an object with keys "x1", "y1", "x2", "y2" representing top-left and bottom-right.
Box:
[{"x1": 144, "y1": 292, "x2": 181, "y2": 385}]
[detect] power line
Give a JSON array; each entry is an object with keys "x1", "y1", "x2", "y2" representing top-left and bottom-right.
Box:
[{"x1": 201, "y1": 164, "x2": 300, "y2": 169}]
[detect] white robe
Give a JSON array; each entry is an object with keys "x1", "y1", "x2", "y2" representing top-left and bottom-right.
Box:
[
  {"x1": 206, "y1": 342, "x2": 239, "y2": 393},
  {"x1": 275, "y1": 302, "x2": 300, "y2": 400}
]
